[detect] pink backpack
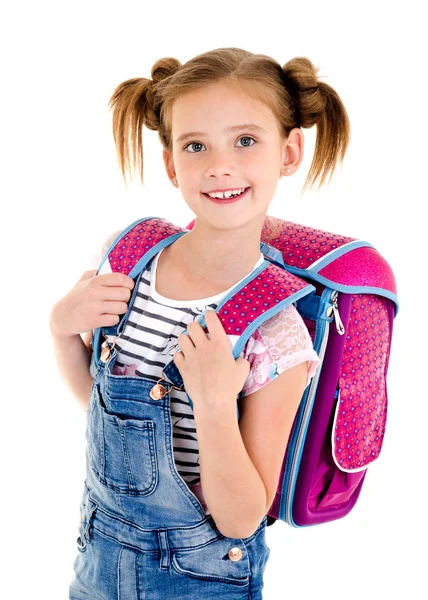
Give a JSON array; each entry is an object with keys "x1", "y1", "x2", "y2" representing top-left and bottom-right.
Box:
[{"x1": 92, "y1": 215, "x2": 398, "y2": 528}]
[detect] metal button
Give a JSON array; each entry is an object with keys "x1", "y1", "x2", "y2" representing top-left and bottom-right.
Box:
[
  {"x1": 149, "y1": 383, "x2": 167, "y2": 400},
  {"x1": 228, "y1": 547, "x2": 243, "y2": 561}
]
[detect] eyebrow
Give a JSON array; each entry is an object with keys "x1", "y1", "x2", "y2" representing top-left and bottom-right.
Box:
[{"x1": 175, "y1": 124, "x2": 267, "y2": 144}]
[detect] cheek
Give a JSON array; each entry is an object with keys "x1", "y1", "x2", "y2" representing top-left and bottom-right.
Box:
[{"x1": 250, "y1": 163, "x2": 279, "y2": 186}]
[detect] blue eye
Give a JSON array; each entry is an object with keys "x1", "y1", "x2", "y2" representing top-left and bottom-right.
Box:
[{"x1": 183, "y1": 136, "x2": 256, "y2": 153}]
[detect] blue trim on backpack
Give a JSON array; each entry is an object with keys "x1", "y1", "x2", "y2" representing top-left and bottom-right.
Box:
[
  {"x1": 305, "y1": 240, "x2": 375, "y2": 273},
  {"x1": 259, "y1": 241, "x2": 286, "y2": 267}
]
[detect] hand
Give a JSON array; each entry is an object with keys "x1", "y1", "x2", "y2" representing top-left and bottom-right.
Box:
[
  {"x1": 50, "y1": 269, "x2": 135, "y2": 337},
  {"x1": 173, "y1": 309, "x2": 250, "y2": 411}
]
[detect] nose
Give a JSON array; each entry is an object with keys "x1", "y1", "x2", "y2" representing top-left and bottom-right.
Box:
[{"x1": 204, "y1": 148, "x2": 235, "y2": 179}]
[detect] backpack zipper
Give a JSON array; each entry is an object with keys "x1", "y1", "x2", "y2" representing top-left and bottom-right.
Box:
[
  {"x1": 281, "y1": 288, "x2": 344, "y2": 524},
  {"x1": 328, "y1": 290, "x2": 345, "y2": 335}
]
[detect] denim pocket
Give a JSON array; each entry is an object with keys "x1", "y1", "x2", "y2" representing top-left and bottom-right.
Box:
[
  {"x1": 171, "y1": 535, "x2": 250, "y2": 586},
  {"x1": 86, "y1": 384, "x2": 158, "y2": 496}
]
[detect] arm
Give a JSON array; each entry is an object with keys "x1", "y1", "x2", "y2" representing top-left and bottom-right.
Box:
[
  {"x1": 193, "y1": 401, "x2": 266, "y2": 539},
  {"x1": 49, "y1": 229, "x2": 122, "y2": 411},
  {"x1": 193, "y1": 360, "x2": 309, "y2": 539},
  {"x1": 49, "y1": 319, "x2": 94, "y2": 412}
]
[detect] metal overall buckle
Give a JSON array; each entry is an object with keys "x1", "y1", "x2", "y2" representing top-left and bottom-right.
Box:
[
  {"x1": 149, "y1": 372, "x2": 183, "y2": 400},
  {"x1": 100, "y1": 332, "x2": 123, "y2": 363}
]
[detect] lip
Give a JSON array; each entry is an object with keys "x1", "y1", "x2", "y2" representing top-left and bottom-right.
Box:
[
  {"x1": 204, "y1": 187, "x2": 249, "y2": 194},
  {"x1": 203, "y1": 187, "x2": 250, "y2": 204}
]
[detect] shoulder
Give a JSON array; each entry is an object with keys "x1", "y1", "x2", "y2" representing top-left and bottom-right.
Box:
[
  {"x1": 101, "y1": 229, "x2": 124, "y2": 256},
  {"x1": 91, "y1": 229, "x2": 124, "y2": 269},
  {"x1": 249, "y1": 304, "x2": 313, "y2": 353},
  {"x1": 239, "y1": 304, "x2": 320, "y2": 397},
  {"x1": 242, "y1": 303, "x2": 315, "y2": 363}
]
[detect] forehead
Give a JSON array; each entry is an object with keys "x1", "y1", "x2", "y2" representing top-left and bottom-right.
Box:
[{"x1": 171, "y1": 81, "x2": 278, "y2": 136}]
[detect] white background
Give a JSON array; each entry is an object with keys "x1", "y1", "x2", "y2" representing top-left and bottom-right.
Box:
[{"x1": 2, "y1": 1, "x2": 426, "y2": 598}]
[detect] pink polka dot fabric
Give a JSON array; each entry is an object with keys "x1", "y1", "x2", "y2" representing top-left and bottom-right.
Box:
[
  {"x1": 216, "y1": 263, "x2": 311, "y2": 335},
  {"x1": 102, "y1": 219, "x2": 183, "y2": 276},
  {"x1": 334, "y1": 294, "x2": 391, "y2": 471}
]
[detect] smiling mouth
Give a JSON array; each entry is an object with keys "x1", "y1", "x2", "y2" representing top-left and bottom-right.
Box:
[{"x1": 202, "y1": 187, "x2": 250, "y2": 202}]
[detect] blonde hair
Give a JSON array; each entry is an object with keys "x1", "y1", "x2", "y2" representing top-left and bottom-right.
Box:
[{"x1": 107, "y1": 47, "x2": 351, "y2": 195}]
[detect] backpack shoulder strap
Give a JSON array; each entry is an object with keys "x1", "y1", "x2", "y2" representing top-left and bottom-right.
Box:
[
  {"x1": 95, "y1": 215, "x2": 187, "y2": 277},
  {"x1": 92, "y1": 216, "x2": 189, "y2": 357}
]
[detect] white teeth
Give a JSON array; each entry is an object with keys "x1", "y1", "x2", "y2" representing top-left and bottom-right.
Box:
[{"x1": 207, "y1": 188, "x2": 246, "y2": 199}]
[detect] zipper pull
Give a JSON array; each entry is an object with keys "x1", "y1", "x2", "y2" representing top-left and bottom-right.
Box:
[{"x1": 328, "y1": 291, "x2": 345, "y2": 335}]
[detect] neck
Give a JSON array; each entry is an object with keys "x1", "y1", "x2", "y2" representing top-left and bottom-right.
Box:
[{"x1": 170, "y1": 220, "x2": 263, "y2": 283}]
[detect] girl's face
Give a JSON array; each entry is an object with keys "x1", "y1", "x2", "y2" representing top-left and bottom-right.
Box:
[{"x1": 164, "y1": 80, "x2": 302, "y2": 230}]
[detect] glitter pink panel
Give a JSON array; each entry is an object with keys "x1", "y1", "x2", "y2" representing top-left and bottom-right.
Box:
[
  {"x1": 107, "y1": 218, "x2": 184, "y2": 276},
  {"x1": 334, "y1": 295, "x2": 390, "y2": 470},
  {"x1": 318, "y1": 247, "x2": 397, "y2": 296},
  {"x1": 260, "y1": 215, "x2": 356, "y2": 270}
]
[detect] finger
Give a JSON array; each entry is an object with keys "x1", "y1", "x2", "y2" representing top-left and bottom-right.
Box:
[
  {"x1": 187, "y1": 321, "x2": 210, "y2": 345},
  {"x1": 99, "y1": 286, "x2": 132, "y2": 302},
  {"x1": 101, "y1": 300, "x2": 129, "y2": 314},
  {"x1": 173, "y1": 351, "x2": 184, "y2": 364},
  {"x1": 203, "y1": 309, "x2": 225, "y2": 340},
  {"x1": 177, "y1": 332, "x2": 195, "y2": 352},
  {"x1": 99, "y1": 273, "x2": 135, "y2": 290}
]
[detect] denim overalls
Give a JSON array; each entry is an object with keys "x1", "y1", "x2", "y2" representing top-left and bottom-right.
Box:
[{"x1": 69, "y1": 267, "x2": 271, "y2": 600}]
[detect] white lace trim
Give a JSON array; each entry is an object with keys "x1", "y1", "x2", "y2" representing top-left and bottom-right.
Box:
[{"x1": 241, "y1": 304, "x2": 321, "y2": 396}]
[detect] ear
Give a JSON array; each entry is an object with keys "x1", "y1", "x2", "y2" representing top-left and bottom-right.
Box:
[
  {"x1": 163, "y1": 148, "x2": 176, "y2": 182},
  {"x1": 281, "y1": 127, "x2": 305, "y2": 175}
]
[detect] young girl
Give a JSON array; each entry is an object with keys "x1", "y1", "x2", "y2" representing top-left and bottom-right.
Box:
[{"x1": 50, "y1": 47, "x2": 350, "y2": 599}]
